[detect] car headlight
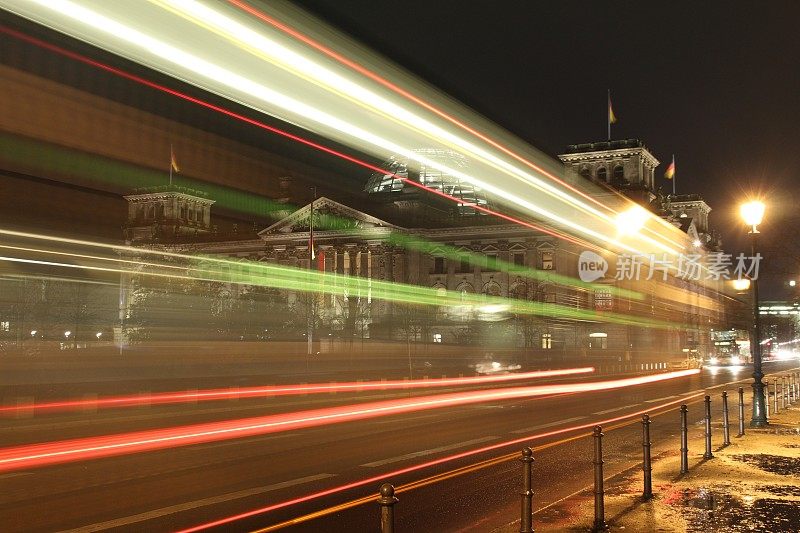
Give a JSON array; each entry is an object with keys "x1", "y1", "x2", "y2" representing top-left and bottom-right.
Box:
[{"x1": 709, "y1": 357, "x2": 719, "y2": 365}]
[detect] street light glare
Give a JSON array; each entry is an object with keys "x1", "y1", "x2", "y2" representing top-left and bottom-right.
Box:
[
  {"x1": 615, "y1": 205, "x2": 649, "y2": 236},
  {"x1": 740, "y1": 200, "x2": 765, "y2": 228},
  {"x1": 732, "y1": 278, "x2": 751, "y2": 291}
]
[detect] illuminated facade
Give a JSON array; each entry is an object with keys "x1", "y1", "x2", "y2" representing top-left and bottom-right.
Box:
[{"x1": 121, "y1": 140, "x2": 730, "y2": 363}]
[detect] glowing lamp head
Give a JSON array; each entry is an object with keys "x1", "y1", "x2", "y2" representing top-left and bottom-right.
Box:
[
  {"x1": 64, "y1": 331, "x2": 71, "y2": 338},
  {"x1": 732, "y1": 278, "x2": 751, "y2": 291},
  {"x1": 692, "y1": 239, "x2": 702, "y2": 248},
  {"x1": 790, "y1": 280, "x2": 797, "y2": 287},
  {"x1": 615, "y1": 205, "x2": 649, "y2": 236},
  {"x1": 740, "y1": 200, "x2": 765, "y2": 228},
  {"x1": 95, "y1": 332, "x2": 102, "y2": 339}
]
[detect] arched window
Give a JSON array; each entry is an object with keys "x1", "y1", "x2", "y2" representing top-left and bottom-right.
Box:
[
  {"x1": 613, "y1": 165, "x2": 624, "y2": 180},
  {"x1": 147, "y1": 205, "x2": 155, "y2": 219},
  {"x1": 597, "y1": 167, "x2": 607, "y2": 182},
  {"x1": 156, "y1": 204, "x2": 165, "y2": 219},
  {"x1": 482, "y1": 281, "x2": 502, "y2": 297},
  {"x1": 180, "y1": 206, "x2": 187, "y2": 219},
  {"x1": 580, "y1": 167, "x2": 591, "y2": 179},
  {"x1": 455, "y1": 281, "x2": 473, "y2": 302}
]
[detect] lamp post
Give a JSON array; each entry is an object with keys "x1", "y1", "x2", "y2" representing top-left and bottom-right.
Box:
[{"x1": 740, "y1": 200, "x2": 767, "y2": 427}]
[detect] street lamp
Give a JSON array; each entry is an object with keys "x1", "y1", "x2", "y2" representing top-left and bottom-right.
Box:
[
  {"x1": 615, "y1": 205, "x2": 649, "y2": 236},
  {"x1": 739, "y1": 200, "x2": 767, "y2": 427}
]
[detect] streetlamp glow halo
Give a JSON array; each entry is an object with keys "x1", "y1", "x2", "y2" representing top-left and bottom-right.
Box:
[{"x1": 740, "y1": 200, "x2": 765, "y2": 228}]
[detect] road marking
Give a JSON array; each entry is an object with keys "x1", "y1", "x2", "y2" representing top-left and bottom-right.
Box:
[
  {"x1": 682, "y1": 389, "x2": 704, "y2": 395},
  {"x1": 59, "y1": 473, "x2": 335, "y2": 533},
  {"x1": 593, "y1": 404, "x2": 639, "y2": 415},
  {"x1": 190, "y1": 433, "x2": 298, "y2": 450},
  {"x1": 511, "y1": 416, "x2": 586, "y2": 434},
  {"x1": 0, "y1": 472, "x2": 32, "y2": 480},
  {"x1": 361, "y1": 436, "x2": 498, "y2": 467},
  {"x1": 645, "y1": 395, "x2": 680, "y2": 403},
  {"x1": 373, "y1": 413, "x2": 445, "y2": 424}
]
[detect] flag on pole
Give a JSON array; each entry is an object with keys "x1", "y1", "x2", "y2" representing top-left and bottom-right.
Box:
[
  {"x1": 170, "y1": 146, "x2": 180, "y2": 173},
  {"x1": 309, "y1": 188, "x2": 316, "y2": 262},
  {"x1": 608, "y1": 94, "x2": 617, "y2": 125},
  {"x1": 665, "y1": 155, "x2": 676, "y2": 179}
]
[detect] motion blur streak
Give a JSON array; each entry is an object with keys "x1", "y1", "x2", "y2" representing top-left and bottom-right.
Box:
[
  {"x1": 0, "y1": 367, "x2": 594, "y2": 414},
  {"x1": 0, "y1": 228, "x2": 674, "y2": 326},
  {"x1": 226, "y1": 0, "x2": 614, "y2": 214},
  {"x1": 0, "y1": 26, "x2": 595, "y2": 252},
  {"x1": 0, "y1": 370, "x2": 698, "y2": 473},
  {"x1": 180, "y1": 391, "x2": 705, "y2": 533},
  {"x1": 1, "y1": 1, "x2": 687, "y2": 257}
]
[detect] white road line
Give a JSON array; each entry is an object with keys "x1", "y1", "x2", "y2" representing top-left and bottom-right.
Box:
[
  {"x1": 682, "y1": 389, "x2": 705, "y2": 396},
  {"x1": 58, "y1": 473, "x2": 335, "y2": 533},
  {"x1": 593, "y1": 404, "x2": 639, "y2": 415},
  {"x1": 510, "y1": 416, "x2": 586, "y2": 434},
  {"x1": 645, "y1": 395, "x2": 679, "y2": 403},
  {"x1": 0, "y1": 472, "x2": 32, "y2": 480},
  {"x1": 361, "y1": 436, "x2": 498, "y2": 467}
]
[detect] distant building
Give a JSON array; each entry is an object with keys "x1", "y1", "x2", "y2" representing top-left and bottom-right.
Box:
[{"x1": 119, "y1": 139, "x2": 734, "y2": 363}]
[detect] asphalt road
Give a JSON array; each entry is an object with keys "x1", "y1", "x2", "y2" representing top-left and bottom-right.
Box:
[{"x1": 0, "y1": 361, "x2": 797, "y2": 533}]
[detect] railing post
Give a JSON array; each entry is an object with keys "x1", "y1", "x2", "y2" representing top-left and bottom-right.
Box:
[
  {"x1": 641, "y1": 415, "x2": 652, "y2": 500},
  {"x1": 680, "y1": 405, "x2": 689, "y2": 474},
  {"x1": 737, "y1": 387, "x2": 745, "y2": 437},
  {"x1": 774, "y1": 378, "x2": 779, "y2": 414},
  {"x1": 781, "y1": 377, "x2": 786, "y2": 410},
  {"x1": 593, "y1": 426, "x2": 607, "y2": 531},
  {"x1": 520, "y1": 447, "x2": 534, "y2": 533},
  {"x1": 721, "y1": 391, "x2": 731, "y2": 446},
  {"x1": 703, "y1": 395, "x2": 713, "y2": 459},
  {"x1": 792, "y1": 374, "x2": 797, "y2": 404},
  {"x1": 378, "y1": 483, "x2": 398, "y2": 533}
]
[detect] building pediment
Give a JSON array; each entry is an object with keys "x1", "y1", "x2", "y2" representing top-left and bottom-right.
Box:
[{"x1": 258, "y1": 197, "x2": 400, "y2": 238}]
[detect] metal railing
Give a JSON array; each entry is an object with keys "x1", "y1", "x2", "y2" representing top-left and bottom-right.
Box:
[{"x1": 375, "y1": 370, "x2": 799, "y2": 532}]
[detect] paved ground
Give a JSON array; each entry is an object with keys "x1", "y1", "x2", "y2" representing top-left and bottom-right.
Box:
[
  {"x1": 497, "y1": 369, "x2": 800, "y2": 532},
  {"x1": 0, "y1": 361, "x2": 796, "y2": 532}
]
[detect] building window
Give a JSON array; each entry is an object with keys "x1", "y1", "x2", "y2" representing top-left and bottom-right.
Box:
[
  {"x1": 459, "y1": 257, "x2": 471, "y2": 273},
  {"x1": 513, "y1": 252, "x2": 526, "y2": 268},
  {"x1": 589, "y1": 332, "x2": 608, "y2": 349},
  {"x1": 433, "y1": 333, "x2": 442, "y2": 343},
  {"x1": 580, "y1": 167, "x2": 591, "y2": 179},
  {"x1": 432, "y1": 256, "x2": 445, "y2": 274},
  {"x1": 541, "y1": 333, "x2": 552, "y2": 349},
  {"x1": 594, "y1": 288, "x2": 613, "y2": 310},
  {"x1": 613, "y1": 165, "x2": 624, "y2": 180},
  {"x1": 597, "y1": 167, "x2": 607, "y2": 181},
  {"x1": 0, "y1": 321, "x2": 9, "y2": 332},
  {"x1": 541, "y1": 251, "x2": 554, "y2": 270},
  {"x1": 484, "y1": 253, "x2": 498, "y2": 271}
]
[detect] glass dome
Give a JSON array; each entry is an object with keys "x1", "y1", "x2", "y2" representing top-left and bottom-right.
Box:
[{"x1": 365, "y1": 149, "x2": 489, "y2": 215}]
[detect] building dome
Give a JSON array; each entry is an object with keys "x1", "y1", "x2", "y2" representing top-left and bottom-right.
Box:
[{"x1": 365, "y1": 149, "x2": 489, "y2": 215}]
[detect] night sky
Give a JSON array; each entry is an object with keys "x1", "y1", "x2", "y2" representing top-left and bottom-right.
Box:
[
  {"x1": 293, "y1": 0, "x2": 800, "y2": 294},
  {"x1": 2, "y1": 2, "x2": 799, "y2": 295}
]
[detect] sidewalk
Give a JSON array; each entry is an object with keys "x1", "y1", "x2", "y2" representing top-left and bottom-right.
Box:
[{"x1": 499, "y1": 382, "x2": 800, "y2": 532}]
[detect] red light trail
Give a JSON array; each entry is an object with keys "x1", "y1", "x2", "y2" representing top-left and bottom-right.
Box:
[
  {"x1": 177, "y1": 387, "x2": 704, "y2": 532},
  {"x1": 226, "y1": 0, "x2": 615, "y2": 215},
  {"x1": 0, "y1": 25, "x2": 596, "y2": 250},
  {"x1": 0, "y1": 367, "x2": 593, "y2": 415},
  {"x1": 0, "y1": 370, "x2": 697, "y2": 474}
]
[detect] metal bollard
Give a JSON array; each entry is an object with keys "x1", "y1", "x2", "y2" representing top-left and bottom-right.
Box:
[
  {"x1": 722, "y1": 391, "x2": 731, "y2": 446},
  {"x1": 378, "y1": 483, "x2": 398, "y2": 533},
  {"x1": 593, "y1": 426, "x2": 607, "y2": 531},
  {"x1": 680, "y1": 405, "x2": 689, "y2": 474},
  {"x1": 641, "y1": 415, "x2": 652, "y2": 500},
  {"x1": 737, "y1": 387, "x2": 745, "y2": 437},
  {"x1": 703, "y1": 395, "x2": 713, "y2": 459},
  {"x1": 765, "y1": 382, "x2": 770, "y2": 419},
  {"x1": 520, "y1": 447, "x2": 534, "y2": 533},
  {"x1": 774, "y1": 378, "x2": 779, "y2": 414}
]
